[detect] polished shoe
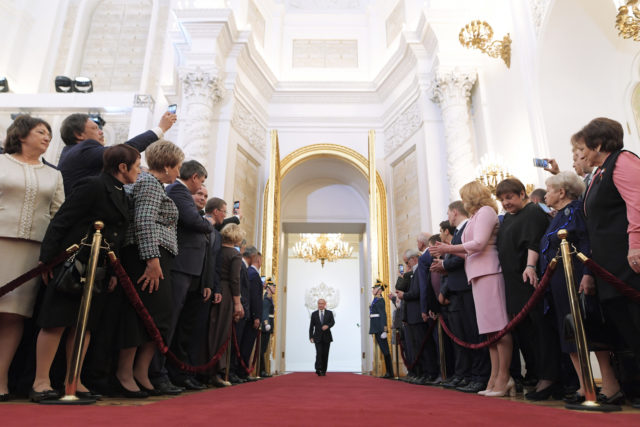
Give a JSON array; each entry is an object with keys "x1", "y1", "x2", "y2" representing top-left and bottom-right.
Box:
[
  {"x1": 29, "y1": 388, "x2": 60, "y2": 403},
  {"x1": 631, "y1": 397, "x2": 640, "y2": 409},
  {"x1": 477, "y1": 388, "x2": 493, "y2": 396},
  {"x1": 134, "y1": 380, "x2": 163, "y2": 397},
  {"x1": 485, "y1": 378, "x2": 516, "y2": 397},
  {"x1": 316, "y1": 370, "x2": 321, "y2": 376},
  {"x1": 153, "y1": 381, "x2": 183, "y2": 395},
  {"x1": 525, "y1": 383, "x2": 563, "y2": 401},
  {"x1": 320, "y1": 372, "x2": 326, "y2": 376},
  {"x1": 113, "y1": 381, "x2": 149, "y2": 399},
  {"x1": 0, "y1": 393, "x2": 10, "y2": 402},
  {"x1": 211, "y1": 375, "x2": 231, "y2": 388},
  {"x1": 260, "y1": 371, "x2": 272, "y2": 378},
  {"x1": 457, "y1": 381, "x2": 487, "y2": 394},
  {"x1": 76, "y1": 391, "x2": 102, "y2": 400},
  {"x1": 229, "y1": 373, "x2": 246, "y2": 384},
  {"x1": 563, "y1": 392, "x2": 585, "y2": 404},
  {"x1": 596, "y1": 390, "x2": 625, "y2": 405},
  {"x1": 442, "y1": 376, "x2": 463, "y2": 389},
  {"x1": 180, "y1": 377, "x2": 206, "y2": 390},
  {"x1": 424, "y1": 375, "x2": 442, "y2": 386}
]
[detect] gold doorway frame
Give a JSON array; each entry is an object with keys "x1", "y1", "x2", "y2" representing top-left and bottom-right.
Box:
[{"x1": 262, "y1": 137, "x2": 391, "y2": 373}]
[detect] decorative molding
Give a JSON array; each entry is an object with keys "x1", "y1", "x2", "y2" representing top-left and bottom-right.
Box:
[
  {"x1": 179, "y1": 67, "x2": 226, "y2": 105},
  {"x1": 431, "y1": 69, "x2": 478, "y2": 200},
  {"x1": 287, "y1": 0, "x2": 362, "y2": 10},
  {"x1": 305, "y1": 282, "x2": 340, "y2": 312},
  {"x1": 103, "y1": 120, "x2": 131, "y2": 147},
  {"x1": 231, "y1": 102, "x2": 266, "y2": 154},
  {"x1": 133, "y1": 94, "x2": 155, "y2": 110},
  {"x1": 529, "y1": 0, "x2": 551, "y2": 36},
  {"x1": 248, "y1": 1, "x2": 266, "y2": 48},
  {"x1": 292, "y1": 39, "x2": 358, "y2": 68},
  {"x1": 384, "y1": 101, "x2": 422, "y2": 155},
  {"x1": 386, "y1": 1, "x2": 405, "y2": 46}
]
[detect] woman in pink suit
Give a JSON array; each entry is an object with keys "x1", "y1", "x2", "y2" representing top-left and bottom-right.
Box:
[{"x1": 431, "y1": 181, "x2": 513, "y2": 397}]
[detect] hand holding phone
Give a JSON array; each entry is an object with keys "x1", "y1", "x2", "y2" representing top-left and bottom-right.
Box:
[
  {"x1": 168, "y1": 104, "x2": 177, "y2": 114},
  {"x1": 398, "y1": 263, "x2": 404, "y2": 274},
  {"x1": 533, "y1": 158, "x2": 549, "y2": 168},
  {"x1": 233, "y1": 200, "x2": 240, "y2": 215}
]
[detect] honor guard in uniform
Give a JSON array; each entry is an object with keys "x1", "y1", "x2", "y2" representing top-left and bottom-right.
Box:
[
  {"x1": 370, "y1": 280, "x2": 394, "y2": 378},
  {"x1": 260, "y1": 278, "x2": 276, "y2": 377}
]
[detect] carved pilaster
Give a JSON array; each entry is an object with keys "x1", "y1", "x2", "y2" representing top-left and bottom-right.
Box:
[
  {"x1": 231, "y1": 103, "x2": 266, "y2": 155},
  {"x1": 178, "y1": 67, "x2": 226, "y2": 164},
  {"x1": 529, "y1": 0, "x2": 551, "y2": 36},
  {"x1": 431, "y1": 70, "x2": 477, "y2": 200},
  {"x1": 384, "y1": 101, "x2": 422, "y2": 155}
]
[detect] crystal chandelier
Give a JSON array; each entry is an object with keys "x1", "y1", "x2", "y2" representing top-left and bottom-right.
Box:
[
  {"x1": 616, "y1": 0, "x2": 640, "y2": 41},
  {"x1": 292, "y1": 233, "x2": 353, "y2": 268},
  {"x1": 475, "y1": 153, "x2": 512, "y2": 195},
  {"x1": 459, "y1": 20, "x2": 511, "y2": 68}
]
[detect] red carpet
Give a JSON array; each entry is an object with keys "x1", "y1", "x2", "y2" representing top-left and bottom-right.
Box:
[{"x1": 2, "y1": 373, "x2": 639, "y2": 426}]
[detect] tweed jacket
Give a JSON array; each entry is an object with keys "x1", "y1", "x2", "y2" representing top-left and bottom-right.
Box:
[{"x1": 125, "y1": 172, "x2": 178, "y2": 259}]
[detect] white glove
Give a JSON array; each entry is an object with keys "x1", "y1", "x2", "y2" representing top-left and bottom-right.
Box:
[
  {"x1": 265, "y1": 324, "x2": 271, "y2": 332},
  {"x1": 380, "y1": 331, "x2": 387, "y2": 339}
]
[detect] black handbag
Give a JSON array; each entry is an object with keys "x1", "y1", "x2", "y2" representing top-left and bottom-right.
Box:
[{"x1": 53, "y1": 250, "x2": 107, "y2": 295}]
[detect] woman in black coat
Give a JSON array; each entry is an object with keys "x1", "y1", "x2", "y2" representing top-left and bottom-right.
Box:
[{"x1": 31, "y1": 145, "x2": 141, "y2": 402}]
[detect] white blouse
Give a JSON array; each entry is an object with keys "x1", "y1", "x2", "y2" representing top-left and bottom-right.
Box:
[{"x1": 0, "y1": 154, "x2": 64, "y2": 241}]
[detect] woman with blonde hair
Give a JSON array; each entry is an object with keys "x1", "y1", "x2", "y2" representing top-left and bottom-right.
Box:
[
  {"x1": 431, "y1": 181, "x2": 513, "y2": 397},
  {"x1": 207, "y1": 222, "x2": 245, "y2": 387}
]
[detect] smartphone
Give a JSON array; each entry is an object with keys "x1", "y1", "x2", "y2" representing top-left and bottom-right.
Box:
[
  {"x1": 261, "y1": 276, "x2": 266, "y2": 284},
  {"x1": 168, "y1": 104, "x2": 177, "y2": 114},
  {"x1": 233, "y1": 200, "x2": 240, "y2": 215},
  {"x1": 398, "y1": 263, "x2": 404, "y2": 274},
  {"x1": 533, "y1": 158, "x2": 549, "y2": 168},
  {"x1": 538, "y1": 202, "x2": 552, "y2": 214}
]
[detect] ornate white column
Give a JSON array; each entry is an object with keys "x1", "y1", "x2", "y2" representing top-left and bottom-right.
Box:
[
  {"x1": 431, "y1": 70, "x2": 477, "y2": 200},
  {"x1": 178, "y1": 67, "x2": 226, "y2": 165}
]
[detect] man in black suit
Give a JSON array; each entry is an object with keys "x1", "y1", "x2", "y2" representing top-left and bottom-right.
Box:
[
  {"x1": 397, "y1": 249, "x2": 439, "y2": 385},
  {"x1": 57, "y1": 112, "x2": 175, "y2": 195},
  {"x1": 234, "y1": 247, "x2": 263, "y2": 381},
  {"x1": 309, "y1": 299, "x2": 335, "y2": 376},
  {"x1": 432, "y1": 200, "x2": 490, "y2": 393},
  {"x1": 152, "y1": 160, "x2": 214, "y2": 393}
]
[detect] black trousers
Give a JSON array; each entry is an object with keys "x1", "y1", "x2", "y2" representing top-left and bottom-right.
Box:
[
  {"x1": 314, "y1": 340, "x2": 331, "y2": 373},
  {"x1": 150, "y1": 271, "x2": 198, "y2": 384},
  {"x1": 237, "y1": 320, "x2": 259, "y2": 377},
  {"x1": 511, "y1": 305, "x2": 560, "y2": 382},
  {"x1": 260, "y1": 332, "x2": 271, "y2": 373},
  {"x1": 601, "y1": 297, "x2": 640, "y2": 366},
  {"x1": 448, "y1": 290, "x2": 490, "y2": 382},
  {"x1": 407, "y1": 321, "x2": 439, "y2": 377}
]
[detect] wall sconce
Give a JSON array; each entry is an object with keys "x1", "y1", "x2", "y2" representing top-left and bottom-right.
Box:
[
  {"x1": 616, "y1": 0, "x2": 640, "y2": 41},
  {"x1": 0, "y1": 77, "x2": 9, "y2": 93},
  {"x1": 459, "y1": 21, "x2": 511, "y2": 68}
]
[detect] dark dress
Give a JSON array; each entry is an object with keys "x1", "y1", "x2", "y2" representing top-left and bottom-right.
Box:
[
  {"x1": 207, "y1": 246, "x2": 242, "y2": 374},
  {"x1": 498, "y1": 202, "x2": 559, "y2": 381},
  {"x1": 118, "y1": 172, "x2": 178, "y2": 348},
  {"x1": 539, "y1": 200, "x2": 607, "y2": 353},
  {"x1": 38, "y1": 173, "x2": 129, "y2": 330}
]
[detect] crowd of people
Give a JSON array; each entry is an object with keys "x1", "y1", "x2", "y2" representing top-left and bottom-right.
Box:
[
  {"x1": 0, "y1": 113, "x2": 275, "y2": 403},
  {"x1": 391, "y1": 117, "x2": 640, "y2": 408}
]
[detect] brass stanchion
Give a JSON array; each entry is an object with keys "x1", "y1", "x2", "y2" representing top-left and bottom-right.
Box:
[
  {"x1": 43, "y1": 221, "x2": 104, "y2": 405},
  {"x1": 437, "y1": 317, "x2": 447, "y2": 381},
  {"x1": 558, "y1": 230, "x2": 620, "y2": 412},
  {"x1": 394, "y1": 330, "x2": 400, "y2": 379}
]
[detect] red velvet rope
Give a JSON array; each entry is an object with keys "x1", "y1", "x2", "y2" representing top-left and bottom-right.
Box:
[
  {"x1": 108, "y1": 253, "x2": 229, "y2": 374},
  {"x1": 231, "y1": 322, "x2": 261, "y2": 375},
  {"x1": 578, "y1": 256, "x2": 640, "y2": 304},
  {"x1": 439, "y1": 261, "x2": 557, "y2": 350},
  {"x1": 397, "y1": 318, "x2": 437, "y2": 371},
  {"x1": 0, "y1": 245, "x2": 79, "y2": 299}
]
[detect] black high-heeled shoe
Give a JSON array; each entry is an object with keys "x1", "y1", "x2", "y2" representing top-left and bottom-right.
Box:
[
  {"x1": 524, "y1": 383, "x2": 564, "y2": 401},
  {"x1": 563, "y1": 392, "x2": 585, "y2": 404},
  {"x1": 134, "y1": 379, "x2": 162, "y2": 396},
  {"x1": 76, "y1": 390, "x2": 102, "y2": 400},
  {"x1": 597, "y1": 390, "x2": 625, "y2": 405},
  {"x1": 113, "y1": 380, "x2": 148, "y2": 399}
]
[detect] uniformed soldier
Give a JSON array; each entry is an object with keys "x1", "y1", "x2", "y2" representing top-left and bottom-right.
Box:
[
  {"x1": 370, "y1": 280, "x2": 394, "y2": 378},
  {"x1": 260, "y1": 278, "x2": 276, "y2": 377}
]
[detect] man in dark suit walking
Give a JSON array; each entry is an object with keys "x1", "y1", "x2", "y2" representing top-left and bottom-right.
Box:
[{"x1": 309, "y1": 299, "x2": 334, "y2": 376}]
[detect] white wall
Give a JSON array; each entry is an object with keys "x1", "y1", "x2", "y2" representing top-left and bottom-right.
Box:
[{"x1": 284, "y1": 256, "x2": 363, "y2": 372}]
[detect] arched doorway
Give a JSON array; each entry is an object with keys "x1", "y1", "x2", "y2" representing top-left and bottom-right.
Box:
[{"x1": 262, "y1": 141, "x2": 390, "y2": 373}]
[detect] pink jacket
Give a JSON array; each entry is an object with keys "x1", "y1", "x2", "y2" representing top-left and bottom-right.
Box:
[{"x1": 462, "y1": 205, "x2": 502, "y2": 281}]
